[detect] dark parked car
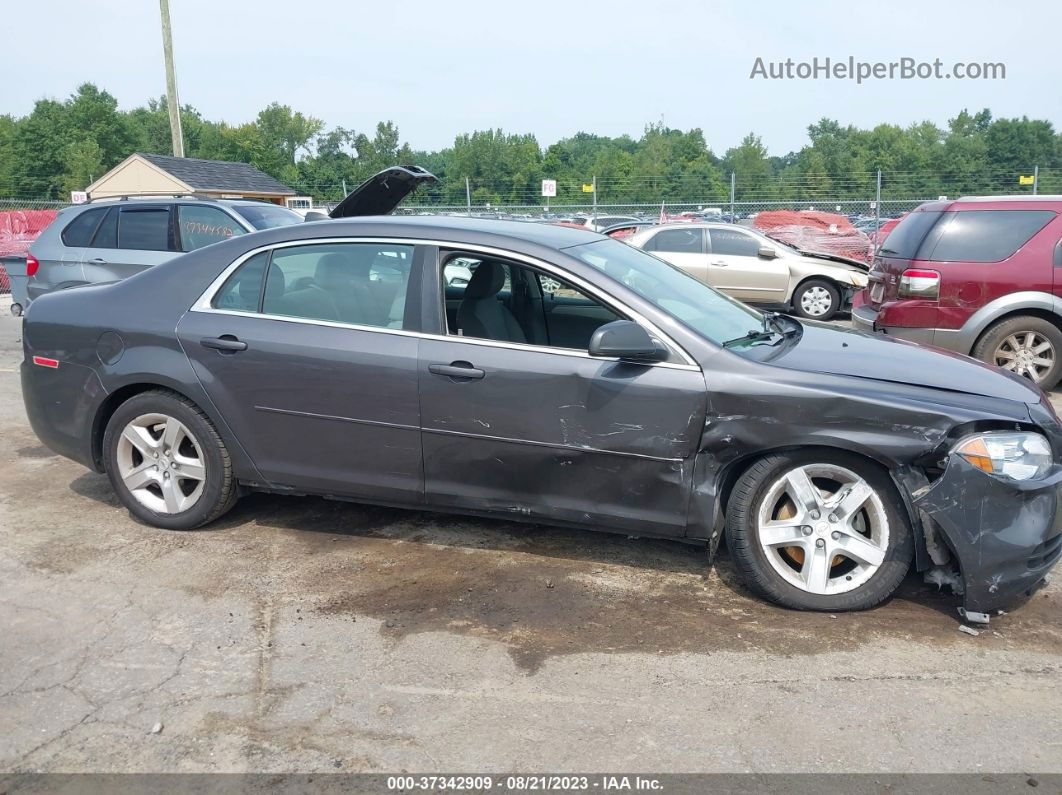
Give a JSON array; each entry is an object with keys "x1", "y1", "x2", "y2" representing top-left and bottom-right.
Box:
[
  {"x1": 20, "y1": 211, "x2": 1062, "y2": 619},
  {"x1": 853, "y1": 196, "x2": 1062, "y2": 387}
]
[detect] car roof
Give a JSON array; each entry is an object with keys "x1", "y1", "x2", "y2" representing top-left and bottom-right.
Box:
[
  {"x1": 316, "y1": 215, "x2": 607, "y2": 249},
  {"x1": 641, "y1": 222, "x2": 754, "y2": 231},
  {"x1": 78, "y1": 195, "x2": 280, "y2": 209},
  {"x1": 916, "y1": 195, "x2": 1062, "y2": 212}
]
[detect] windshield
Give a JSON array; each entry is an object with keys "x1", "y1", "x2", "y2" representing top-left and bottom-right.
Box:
[
  {"x1": 231, "y1": 204, "x2": 304, "y2": 230},
  {"x1": 566, "y1": 239, "x2": 763, "y2": 345}
]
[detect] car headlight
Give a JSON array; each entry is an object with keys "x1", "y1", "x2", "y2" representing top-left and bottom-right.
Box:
[
  {"x1": 852, "y1": 273, "x2": 869, "y2": 287},
  {"x1": 952, "y1": 432, "x2": 1053, "y2": 480}
]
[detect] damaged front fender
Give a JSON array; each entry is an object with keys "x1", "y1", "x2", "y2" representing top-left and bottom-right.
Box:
[{"x1": 912, "y1": 455, "x2": 1062, "y2": 615}]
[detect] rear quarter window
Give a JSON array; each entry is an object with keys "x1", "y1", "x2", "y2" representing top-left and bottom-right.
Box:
[
  {"x1": 921, "y1": 210, "x2": 1056, "y2": 263},
  {"x1": 878, "y1": 211, "x2": 942, "y2": 259},
  {"x1": 60, "y1": 208, "x2": 107, "y2": 247}
]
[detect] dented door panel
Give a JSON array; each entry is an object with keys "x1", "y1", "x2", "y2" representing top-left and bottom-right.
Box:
[{"x1": 418, "y1": 337, "x2": 707, "y2": 536}]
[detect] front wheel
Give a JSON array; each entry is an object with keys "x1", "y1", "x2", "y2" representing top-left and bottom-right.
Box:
[
  {"x1": 792, "y1": 279, "x2": 840, "y2": 320},
  {"x1": 725, "y1": 451, "x2": 913, "y2": 611},
  {"x1": 103, "y1": 390, "x2": 238, "y2": 530}
]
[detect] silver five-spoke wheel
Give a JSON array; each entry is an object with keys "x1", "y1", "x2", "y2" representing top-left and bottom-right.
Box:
[
  {"x1": 116, "y1": 413, "x2": 206, "y2": 514},
  {"x1": 993, "y1": 331, "x2": 1055, "y2": 383},
  {"x1": 799, "y1": 285, "x2": 834, "y2": 318},
  {"x1": 756, "y1": 463, "x2": 889, "y2": 595}
]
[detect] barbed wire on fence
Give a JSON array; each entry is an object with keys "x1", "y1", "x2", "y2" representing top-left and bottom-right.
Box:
[{"x1": 1, "y1": 167, "x2": 1058, "y2": 205}]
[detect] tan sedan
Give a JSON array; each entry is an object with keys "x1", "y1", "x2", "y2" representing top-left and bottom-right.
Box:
[{"x1": 625, "y1": 223, "x2": 869, "y2": 320}]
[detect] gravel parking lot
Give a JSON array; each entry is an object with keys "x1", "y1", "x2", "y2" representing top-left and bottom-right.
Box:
[{"x1": 2, "y1": 296, "x2": 1061, "y2": 774}]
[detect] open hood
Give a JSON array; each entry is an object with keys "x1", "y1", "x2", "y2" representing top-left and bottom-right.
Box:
[
  {"x1": 328, "y1": 166, "x2": 438, "y2": 218},
  {"x1": 795, "y1": 249, "x2": 870, "y2": 271}
]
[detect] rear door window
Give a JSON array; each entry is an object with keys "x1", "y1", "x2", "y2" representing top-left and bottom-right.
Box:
[
  {"x1": 921, "y1": 211, "x2": 1056, "y2": 263},
  {"x1": 262, "y1": 242, "x2": 414, "y2": 329},
  {"x1": 178, "y1": 206, "x2": 246, "y2": 251},
  {"x1": 61, "y1": 208, "x2": 108, "y2": 247},
  {"x1": 118, "y1": 208, "x2": 172, "y2": 251},
  {"x1": 647, "y1": 228, "x2": 704, "y2": 253}
]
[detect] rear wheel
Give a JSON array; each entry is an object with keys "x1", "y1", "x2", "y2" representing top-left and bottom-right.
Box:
[
  {"x1": 973, "y1": 315, "x2": 1062, "y2": 389},
  {"x1": 103, "y1": 390, "x2": 238, "y2": 530},
  {"x1": 725, "y1": 450, "x2": 913, "y2": 611},
  {"x1": 792, "y1": 279, "x2": 840, "y2": 320}
]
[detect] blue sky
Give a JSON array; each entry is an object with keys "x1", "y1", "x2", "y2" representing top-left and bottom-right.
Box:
[{"x1": 7, "y1": 0, "x2": 1060, "y2": 156}]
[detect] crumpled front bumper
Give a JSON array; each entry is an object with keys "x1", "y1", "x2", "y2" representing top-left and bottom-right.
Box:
[{"x1": 912, "y1": 456, "x2": 1062, "y2": 615}]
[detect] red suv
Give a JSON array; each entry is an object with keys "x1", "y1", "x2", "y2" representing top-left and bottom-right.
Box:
[{"x1": 853, "y1": 196, "x2": 1062, "y2": 388}]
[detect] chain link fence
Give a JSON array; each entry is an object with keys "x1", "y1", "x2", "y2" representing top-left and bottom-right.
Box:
[
  {"x1": 396, "y1": 198, "x2": 931, "y2": 220},
  {"x1": 1, "y1": 165, "x2": 1058, "y2": 295}
]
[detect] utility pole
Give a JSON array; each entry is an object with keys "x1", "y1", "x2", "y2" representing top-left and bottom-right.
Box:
[
  {"x1": 159, "y1": 0, "x2": 184, "y2": 157},
  {"x1": 592, "y1": 176, "x2": 597, "y2": 226},
  {"x1": 729, "y1": 172, "x2": 736, "y2": 222},
  {"x1": 874, "y1": 170, "x2": 882, "y2": 235},
  {"x1": 1033, "y1": 165, "x2": 1039, "y2": 196},
  {"x1": 465, "y1": 177, "x2": 472, "y2": 216}
]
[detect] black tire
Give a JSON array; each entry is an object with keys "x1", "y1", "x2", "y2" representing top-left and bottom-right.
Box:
[
  {"x1": 102, "y1": 389, "x2": 238, "y2": 530},
  {"x1": 791, "y1": 278, "x2": 841, "y2": 320},
  {"x1": 725, "y1": 450, "x2": 913, "y2": 612},
  {"x1": 972, "y1": 315, "x2": 1062, "y2": 390}
]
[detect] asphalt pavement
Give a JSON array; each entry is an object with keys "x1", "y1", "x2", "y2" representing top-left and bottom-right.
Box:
[{"x1": 1, "y1": 295, "x2": 1060, "y2": 774}]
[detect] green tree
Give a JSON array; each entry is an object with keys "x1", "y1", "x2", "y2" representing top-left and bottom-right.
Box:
[
  {"x1": 256, "y1": 102, "x2": 323, "y2": 164},
  {"x1": 723, "y1": 133, "x2": 774, "y2": 199}
]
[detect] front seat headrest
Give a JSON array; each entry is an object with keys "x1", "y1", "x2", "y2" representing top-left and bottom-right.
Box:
[{"x1": 462, "y1": 261, "x2": 506, "y2": 299}]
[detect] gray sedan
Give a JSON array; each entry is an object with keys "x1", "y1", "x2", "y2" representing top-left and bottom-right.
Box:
[{"x1": 20, "y1": 216, "x2": 1062, "y2": 618}]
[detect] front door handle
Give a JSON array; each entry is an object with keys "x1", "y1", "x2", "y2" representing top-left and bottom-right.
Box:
[
  {"x1": 429, "y1": 361, "x2": 485, "y2": 380},
  {"x1": 200, "y1": 335, "x2": 248, "y2": 353},
  {"x1": 88, "y1": 257, "x2": 107, "y2": 265},
  {"x1": 710, "y1": 260, "x2": 728, "y2": 267}
]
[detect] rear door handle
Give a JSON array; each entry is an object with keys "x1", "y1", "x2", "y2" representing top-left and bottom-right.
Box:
[
  {"x1": 429, "y1": 362, "x2": 485, "y2": 380},
  {"x1": 710, "y1": 260, "x2": 728, "y2": 267},
  {"x1": 88, "y1": 257, "x2": 107, "y2": 265},
  {"x1": 200, "y1": 335, "x2": 248, "y2": 353}
]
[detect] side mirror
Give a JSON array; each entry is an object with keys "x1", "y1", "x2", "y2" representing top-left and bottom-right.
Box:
[
  {"x1": 304, "y1": 211, "x2": 330, "y2": 222},
  {"x1": 757, "y1": 246, "x2": 778, "y2": 259},
  {"x1": 589, "y1": 320, "x2": 669, "y2": 363}
]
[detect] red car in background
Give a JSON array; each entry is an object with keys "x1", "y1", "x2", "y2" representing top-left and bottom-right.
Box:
[
  {"x1": 853, "y1": 196, "x2": 1062, "y2": 388},
  {"x1": 754, "y1": 210, "x2": 873, "y2": 264}
]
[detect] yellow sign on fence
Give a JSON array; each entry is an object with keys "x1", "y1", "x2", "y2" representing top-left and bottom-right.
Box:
[
  {"x1": 582, "y1": 183, "x2": 594, "y2": 193},
  {"x1": 1019, "y1": 175, "x2": 1035, "y2": 185}
]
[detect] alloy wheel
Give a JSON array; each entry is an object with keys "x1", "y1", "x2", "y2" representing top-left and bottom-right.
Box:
[
  {"x1": 756, "y1": 464, "x2": 889, "y2": 595},
  {"x1": 115, "y1": 413, "x2": 206, "y2": 514},
  {"x1": 993, "y1": 332, "x2": 1055, "y2": 383},
  {"x1": 799, "y1": 285, "x2": 834, "y2": 317}
]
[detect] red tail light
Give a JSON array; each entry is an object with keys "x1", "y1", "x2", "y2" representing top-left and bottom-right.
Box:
[
  {"x1": 26, "y1": 254, "x2": 39, "y2": 278},
  {"x1": 898, "y1": 269, "x2": 940, "y2": 300}
]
